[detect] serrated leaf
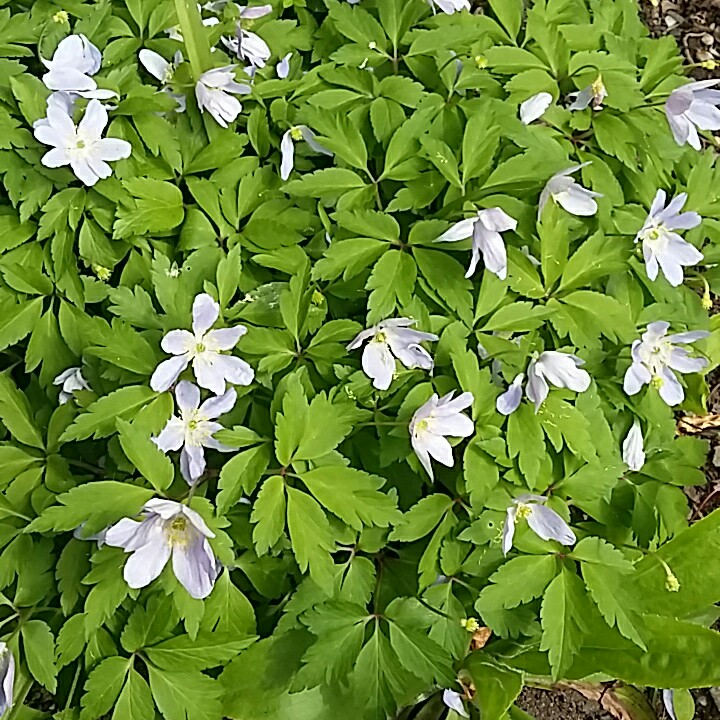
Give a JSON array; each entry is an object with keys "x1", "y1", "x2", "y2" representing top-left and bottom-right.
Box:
[
  {"x1": 0, "y1": 372, "x2": 43, "y2": 448},
  {"x1": 22, "y1": 620, "x2": 58, "y2": 693},
  {"x1": 540, "y1": 567, "x2": 591, "y2": 679},
  {"x1": 251, "y1": 475, "x2": 287, "y2": 555},
  {"x1": 366, "y1": 250, "x2": 417, "y2": 325},
  {"x1": 117, "y1": 418, "x2": 174, "y2": 491},
  {"x1": 301, "y1": 466, "x2": 400, "y2": 530},
  {"x1": 112, "y1": 669, "x2": 154, "y2": 720}
]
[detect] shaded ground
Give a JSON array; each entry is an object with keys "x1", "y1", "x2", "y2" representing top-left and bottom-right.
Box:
[{"x1": 642, "y1": 0, "x2": 720, "y2": 76}]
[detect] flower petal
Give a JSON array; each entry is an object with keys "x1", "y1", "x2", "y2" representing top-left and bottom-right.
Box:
[
  {"x1": 123, "y1": 538, "x2": 171, "y2": 588},
  {"x1": 527, "y1": 504, "x2": 576, "y2": 546},
  {"x1": 622, "y1": 421, "x2": 645, "y2": 472},
  {"x1": 176, "y1": 381, "x2": 200, "y2": 413},
  {"x1": 154, "y1": 417, "x2": 185, "y2": 452},
  {"x1": 172, "y1": 540, "x2": 217, "y2": 599},
  {"x1": 362, "y1": 341, "x2": 395, "y2": 391},
  {"x1": 199, "y1": 386, "x2": 237, "y2": 419},
  {"x1": 520, "y1": 91, "x2": 553, "y2": 124},
  {"x1": 193, "y1": 293, "x2": 219, "y2": 335},
  {"x1": 205, "y1": 326, "x2": 245, "y2": 350},
  {"x1": 151, "y1": 355, "x2": 190, "y2": 392}
]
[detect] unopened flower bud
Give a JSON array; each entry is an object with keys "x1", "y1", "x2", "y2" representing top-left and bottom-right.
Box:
[
  {"x1": 474, "y1": 55, "x2": 487, "y2": 69},
  {"x1": 53, "y1": 9, "x2": 69, "y2": 22},
  {"x1": 92, "y1": 264, "x2": 111, "y2": 281},
  {"x1": 460, "y1": 617, "x2": 480, "y2": 633}
]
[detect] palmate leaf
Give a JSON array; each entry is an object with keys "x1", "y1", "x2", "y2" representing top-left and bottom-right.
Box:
[
  {"x1": 80, "y1": 656, "x2": 130, "y2": 720},
  {"x1": 112, "y1": 669, "x2": 155, "y2": 720},
  {"x1": 147, "y1": 667, "x2": 223, "y2": 720}
]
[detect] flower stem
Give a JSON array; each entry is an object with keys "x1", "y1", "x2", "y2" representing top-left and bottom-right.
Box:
[{"x1": 174, "y1": 0, "x2": 212, "y2": 81}]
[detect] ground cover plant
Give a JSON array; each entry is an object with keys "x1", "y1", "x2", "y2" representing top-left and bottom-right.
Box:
[{"x1": 1, "y1": 0, "x2": 720, "y2": 718}]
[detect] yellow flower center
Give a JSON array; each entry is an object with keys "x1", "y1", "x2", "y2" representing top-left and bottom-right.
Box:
[
  {"x1": 651, "y1": 375, "x2": 664, "y2": 389},
  {"x1": 290, "y1": 126, "x2": 304, "y2": 141},
  {"x1": 373, "y1": 330, "x2": 387, "y2": 344},
  {"x1": 195, "y1": 342, "x2": 206, "y2": 353},
  {"x1": 591, "y1": 74, "x2": 605, "y2": 96},
  {"x1": 416, "y1": 419, "x2": 429, "y2": 432},
  {"x1": 166, "y1": 515, "x2": 189, "y2": 547},
  {"x1": 76, "y1": 140, "x2": 86, "y2": 149},
  {"x1": 516, "y1": 505, "x2": 532, "y2": 520}
]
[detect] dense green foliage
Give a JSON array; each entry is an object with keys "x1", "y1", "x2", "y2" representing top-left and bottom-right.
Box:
[{"x1": 1, "y1": 0, "x2": 720, "y2": 718}]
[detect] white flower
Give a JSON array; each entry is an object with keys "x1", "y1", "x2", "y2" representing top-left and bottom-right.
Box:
[
  {"x1": 568, "y1": 74, "x2": 607, "y2": 111},
  {"x1": 502, "y1": 494, "x2": 576, "y2": 555},
  {"x1": 34, "y1": 99, "x2": 131, "y2": 187},
  {"x1": 442, "y1": 689, "x2": 469, "y2": 718},
  {"x1": 276, "y1": 52, "x2": 292, "y2": 79},
  {"x1": 41, "y1": 33, "x2": 115, "y2": 99},
  {"x1": 409, "y1": 392, "x2": 474, "y2": 479},
  {"x1": 624, "y1": 321, "x2": 708, "y2": 406},
  {"x1": 526, "y1": 351, "x2": 591, "y2": 411},
  {"x1": 636, "y1": 190, "x2": 702, "y2": 287},
  {"x1": 496, "y1": 372, "x2": 524, "y2": 415},
  {"x1": 662, "y1": 690, "x2": 677, "y2": 720},
  {"x1": 195, "y1": 66, "x2": 251, "y2": 127},
  {"x1": 33, "y1": 92, "x2": 76, "y2": 132},
  {"x1": 347, "y1": 318, "x2": 438, "y2": 391},
  {"x1": 0, "y1": 642, "x2": 14, "y2": 717},
  {"x1": 431, "y1": 0, "x2": 470, "y2": 13},
  {"x1": 53, "y1": 366, "x2": 90, "y2": 404},
  {"x1": 153, "y1": 381, "x2": 236, "y2": 484},
  {"x1": 280, "y1": 125, "x2": 333, "y2": 181},
  {"x1": 150, "y1": 293, "x2": 254, "y2": 395},
  {"x1": 139, "y1": 49, "x2": 186, "y2": 111},
  {"x1": 435, "y1": 208, "x2": 518, "y2": 279},
  {"x1": 73, "y1": 524, "x2": 107, "y2": 547},
  {"x1": 222, "y1": 5, "x2": 273, "y2": 68},
  {"x1": 520, "y1": 92, "x2": 553, "y2": 124},
  {"x1": 622, "y1": 421, "x2": 645, "y2": 472},
  {"x1": 538, "y1": 163, "x2": 602, "y2": 220},
  {"x1": 105, "y1": 499, "x2": 218, "y2": 599},
  {"x1": 665, "y1": 79, "x2": 720, "y2": 150}
]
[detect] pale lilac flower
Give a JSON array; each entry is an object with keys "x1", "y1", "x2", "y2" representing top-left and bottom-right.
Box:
[
  {"x1": 624, "y1": 321, "x2": 708, "y2": 406},
  {"x1": 41, "y1": 34, "x2": 115, "y2": 100},
  {"x1": 502, "y1": 494, "x2": 576, "y2": 555},
  {"x1": 222, "y1": 4, "x2": 272, "y2": 68},
  {"x1": 280, "y1": 125, "x2": 333, "y2": 181},
  {"x1": 276, "y1": 53, "x2": 292, "y2": 79},
  {"x1": 105, "y1": 499, "x2": 218, "y2": 599},
  {"x1": 538, "y1": 163, "x2": 602, "y2": 220},
  {"x1": 442, "y1": 689, "x2": 469, "y2": 718},
  {"x1": 435, "y1": 208, "x2": 518, "y2": 279},
  {"x1": 33, "y1": 99, "x2": 131, "y2": 186},
  {"x1": 622, "y1": 421, "x2": 645, "y2": 472},
  {"x1": 347, "y1": 319, "x2": 438, "y2": 391},
  {"x1": 150, "y1": 293, "x2": 254, "y2": 395},
  {"x1": 139, "y1": 49, "x2": 186, "y2": 111},
  {"x1": 665, "y1": 79, "x2": 720, "y2": 150},
  {"x1": 409, "y1": 392, "x2": 474, "y2": 479},
  {"x1": 73, "y1": 524, "x2": 107, "y2": 547},
  {"x1": 0, "y1": 643, "x2": 14, "y2": 717},
  {"x1": 496, "y1": 373, "x2": 524, "y2": 415},
  {"x1": 33, "y1": 92, "x2": 76, "y2": 131},
  {"x1": 431, "y1": 0, "x2": 470, "y2": 13},
  {"x1": 526, "y1": 351, "x2": 591, "y2": 411},
  {"x1": 53, "y1": 367, "x2": 90, "y2": 404},
  {"x1": 662, "y1": 690, "x2": 677, "y2": 720},
  {"x1": 568, "y1": 75, "x2": 607, "y2": 111},
  {"x1": 636, "y1": 190, "x2": 702, "y2": 287},
  {"x1": 520, "y1": 92, "x2": 553, "y2": 124},
  {"x1": 195, "y1": 67, "x2": 251, "y2": 127},
  {"x1": 153, "y1": 381, "x2": 236, "y2": 484}
]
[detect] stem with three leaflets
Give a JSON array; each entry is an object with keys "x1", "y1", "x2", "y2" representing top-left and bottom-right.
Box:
[{"x1": 173, "y1": 0, "x2": 213, "y2": 81}]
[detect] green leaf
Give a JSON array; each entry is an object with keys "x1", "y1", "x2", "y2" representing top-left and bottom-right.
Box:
[
  {"x1": 313, "y1": 238, "x2": 388, "y2": 282},
  {"x1": 22, "y1": 620, "x2": 58, "y2": 693},
  {"x1": 202, "y1": 568, "x2": 256, "y2": 636},
  {"x1": 117, "y1": 418, "x2": 174, "y2": 491},
  {"x1": 0, "y1": 372, "x2": 43, "y2": 448},
  {"x1": 540, "y1": 567, "x2": 591, "y2": 680},
  {"x1": 366, "y1": 250, "x2": 417, "y2": 325},
  {"x1": 488, "y1": 0, "x2": 522, "y2": 38},
  {"x1": 147, "y1": 667, "x2": 223, "y2": 720},
  {"x1": 419, "y1": 136, "x2": 462, "y2": 189},
  {"x1": 145, "y1": 633, "x2": 255, "y2": 672},
  {"x1": 332, "y1": 210, "x2": 400, "y2": 241},
  {"x1": 301, "y1": 466, "x2": 400, "y2": 530},
  {"x1": 286, "y1": 487, "x2": 335, "y2": 588},
  {"x1": 217, "y1": 444, "x2": 270, "y2": 514},
  {"x1": 60, "y1": 386, "x2": 157, "y2": 442},
  {"x1": 251, "y1": 475, "x2": 287, "y2": 555},
  {"x1": 114, "y1": 178, "x2": 185, "y2": 238},
  {"x1": 284, "y1": 168, "x2": 367, "y2": 197},
  {"x1": 465, "y1": 655, "x2": 523, "y2": 720},
  {"x1": 414, "y1": 248, "x2": 473, "y2": 327},
  {"x1": 477, "y1": 555, "x2": 559, "y2": 611},
  {"x1": 388, "y1": 494, "x2": 453, "y2": 542},
  {"x1": 81, "y1": 657, "x2": 130, "y2": 720},
  {"x1": 112, "y1": 669, "x2": 154, "y2": 720},
  {"x1": 0, "y1": 297, "x2": 43, "y2": 352},
  {"x1": 27, "y1": 481, "x2": 154, "y2": 534}
]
